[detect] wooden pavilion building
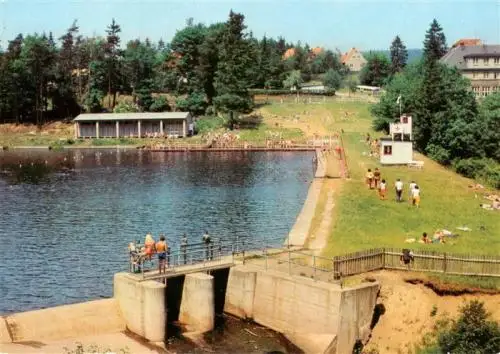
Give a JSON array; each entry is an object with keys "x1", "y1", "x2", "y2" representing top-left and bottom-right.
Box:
[{"x1": 73, "y1": 112, "x2": 193, "y2": 139}]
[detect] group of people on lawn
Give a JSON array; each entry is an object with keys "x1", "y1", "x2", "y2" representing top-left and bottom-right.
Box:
[{"x1": 365, "y1": 168, "x2": 421, "y2": 207}]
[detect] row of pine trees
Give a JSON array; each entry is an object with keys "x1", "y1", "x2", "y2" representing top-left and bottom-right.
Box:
[{"x1": 0, "y1": 11, "x2": 352, "y2": 125}]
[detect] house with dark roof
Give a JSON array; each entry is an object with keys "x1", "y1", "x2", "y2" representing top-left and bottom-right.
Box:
[
  {"x1": 441, "y1": 42, "x2": 500, "y2": 97},
  {"x1": 341, "y1": 48, "x2": 367, "y2": 72}
]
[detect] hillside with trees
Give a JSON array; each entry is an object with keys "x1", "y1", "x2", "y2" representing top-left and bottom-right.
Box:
[
  {"x1": 372, "y1": 19, "x2": 500, "y2": 188},
  {"x1": 0, "y1": 12, "x2": 347, "y2": 125}
]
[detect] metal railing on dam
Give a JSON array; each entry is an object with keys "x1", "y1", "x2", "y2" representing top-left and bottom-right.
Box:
[
  {"x1": 128, "y1": 243, "x2": 500, "y2": 283},
  {"x1": 127, "y1": 236, "x2": 285, "y2": 280},
  {"x1": 127, "y1": 237, "x2": 344, "y2": 283}
]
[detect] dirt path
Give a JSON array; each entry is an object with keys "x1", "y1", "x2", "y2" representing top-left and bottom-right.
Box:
[
  {"x1": 308, "y1": 190, "x2": 334, "y2": 254},
  {"x1": 362, "y1": 270, "x2": 500, "y2": 354}
]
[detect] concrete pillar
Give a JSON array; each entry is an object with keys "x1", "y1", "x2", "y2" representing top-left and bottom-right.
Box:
[
  {"x1": 114, "y1": 273, "x2": 166, "y2": 342},
  {"x1": 74, "y1": 122, "x2": 78, "y2": 139},
  {"x1": 116, "y1": 121, "x2": 120, "y2": 138},
  {"x1": 96, "y1": 121, "x2": 100, "y2": 138},
  {"x1": 182, "y1": 119, "x2": 186, "y2": 137},
  {"x1": 224, "y1": 266, "x2": 256, "y2": 319},
  {"x1": 179, "y1": 273, "x2": 214, "y2": 332},
  {"x1": 142, "y1": 281, "x2": 167, "y2": 342},
  {"x1": 160, "y1": 120, "x2": 164, "y2": 136},
  {"x1": 137, "y1": 120, "x2": 142, "y2": 138}
]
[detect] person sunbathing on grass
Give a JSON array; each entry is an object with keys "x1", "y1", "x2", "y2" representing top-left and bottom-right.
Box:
[
  {"x1": 420, "y1": 232, "x2": 432, "y2": 244},
  {"x1": 432, "y1": 231, "x2": 447, "y2": 244},
  {"x1": 480, "y1": 203, "x2": 498, "y2": 211}
]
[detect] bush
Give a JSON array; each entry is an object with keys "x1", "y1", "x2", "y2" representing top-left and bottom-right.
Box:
[
  {"x1": 176, "y1": 91, "x2": 207, "y2": 115},
  {"x1": 438, "y1": 300, "x2": 500, "y2": 354},
  {"x1": 426, "y1": 144, "x2": 451, "y2": 165},
  {"x1": 195, "y1": 116, "x2": 226, "y2": 134},
  {"x1": 113, "y1": 101, "x2": 139, "y2": 113},
  {"x1": 205, "y1": 105, "x2": 215, "y2": 116},
  {"x1": 149, "y1": 96, "x2": 171, "y2": 112},
  {"x1": 453, "y1": 158, "x2": 500, "y2": 189},
  {"x1": 323, "y1": 69, "x2": 343, "y2": 90}
]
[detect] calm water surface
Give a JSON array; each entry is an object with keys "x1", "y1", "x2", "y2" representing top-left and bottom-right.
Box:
[{"x1": 0, "y1": 149, "x2": 314, "y2": 314}]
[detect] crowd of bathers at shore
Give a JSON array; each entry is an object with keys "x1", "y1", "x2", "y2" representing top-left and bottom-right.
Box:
[
  {"x1": 128, "y1": 231, "x2": 214, "y2": 274},
  {"x1": 365, "y1": 168, "x2": 421, "y2": 207}
]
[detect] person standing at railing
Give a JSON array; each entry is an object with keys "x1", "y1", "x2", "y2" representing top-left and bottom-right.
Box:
[
  {"x1": 203, "y1": 231, "x2": 212, "y2": 260},
  {"x1": 181, "y1": 233, "x2": 188, "y2": 264},
  {"x1": 156, "y1": 235, "x2": 167, "y2": 274},
  {"x1": 144, "y1": 233, "x2": 156, "y2": 261}
]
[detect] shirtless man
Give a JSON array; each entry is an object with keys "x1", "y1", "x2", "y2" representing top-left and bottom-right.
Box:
[{"x1": 156, "y1": 235, "x2": 168, "y2": 274}]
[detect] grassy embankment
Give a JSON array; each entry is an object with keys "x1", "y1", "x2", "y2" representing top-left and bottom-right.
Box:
[
  {"x1": 0, "y1": 110, "x2": 304, "y2": 149},
  {"x1": 259, "y1": 100, "x2": 500, "y2": 258}
]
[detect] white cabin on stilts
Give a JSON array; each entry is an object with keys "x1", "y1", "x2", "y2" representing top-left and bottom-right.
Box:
[{"x1": 380, "y1": 114, "x2": 414, "y2": 165}]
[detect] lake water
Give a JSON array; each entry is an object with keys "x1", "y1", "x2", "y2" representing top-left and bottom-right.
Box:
[{"x1": 0, "y1": 149, "x2": 314, "y2": 314}]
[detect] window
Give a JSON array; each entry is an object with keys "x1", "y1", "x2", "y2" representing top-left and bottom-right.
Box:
[
  {"x1": 473, "y1": 72, "x2": 478, "y2": 79},
  {"x1": 473, "y1": 58, "x2": 479, "y2": 65},
  {"x1": 484, "y1": 58, "x2": 489, "y2": 66},
  {"x1": 484, "y1": 72, "x2": 489, "y2": 79},
  {"x1": 383, "y1": 145, "x2": 392, "y2": 155},
  {"x1": 402, "y1": 116, "x2": 408, "y2": 124},
  {"x1": 495, "y1": 58, "x2": 500, "y2": 65}
]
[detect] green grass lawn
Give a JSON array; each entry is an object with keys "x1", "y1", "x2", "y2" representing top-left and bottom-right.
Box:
[
  {"x1": 326, "y1": 131, "x2": 500, "y2": 256},
  {"x1": 260, "y1": 100, "x2": 500, "y2": 257}
]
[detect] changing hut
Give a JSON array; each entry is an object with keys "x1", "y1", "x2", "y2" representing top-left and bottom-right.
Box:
[
  {"x1": 379, "y1": 114, "x2": 414, "y2": 165},
  {"x1": 73, "y1": 112, "x2": 193, "y2": 139}
]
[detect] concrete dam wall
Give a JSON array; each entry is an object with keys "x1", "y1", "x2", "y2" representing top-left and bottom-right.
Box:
[
  {"x1": 224, "y1": 265, "x2": 380, "y2": 354},
  {"x1": 114, "y1": 264, "x2": 379, "y2": 354},
  {"x1": 0, "y1": 299, "x2": 125, "y2": 344},
  {"x1": 2, "y1": 267, "x2": 379, "y2": 354}
]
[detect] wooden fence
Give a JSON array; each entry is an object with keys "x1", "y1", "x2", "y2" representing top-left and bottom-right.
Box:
[
  {"x1": 326, "y1": 248, "x2": 500, "y2": 279},
  {"x1": 253, "y1": 94, "x2": 379, "y2": 105}
]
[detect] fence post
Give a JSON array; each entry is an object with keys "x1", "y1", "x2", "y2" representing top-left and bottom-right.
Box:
[
  {"x1": 443, "y1": 252, "x2": 447, "y2": 273},
  {"x1": 382, "y1": 248, "x2": 386, "y2": 270},
  {"x1": 333, "y1": 256, "x2": 339, "y2": 280}
]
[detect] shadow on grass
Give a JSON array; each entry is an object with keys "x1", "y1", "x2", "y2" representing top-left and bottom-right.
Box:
[{"x1": 235, "y1": 113, "x2": 263, "y2": 130}]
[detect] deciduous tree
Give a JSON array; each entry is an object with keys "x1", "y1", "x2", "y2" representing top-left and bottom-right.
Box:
[
  {"x1": 359, "y1": 53, "x2": 391, "y2": 87},
  {"x1": 322, "y1": 69, "x2": 342, "y2": 90}
]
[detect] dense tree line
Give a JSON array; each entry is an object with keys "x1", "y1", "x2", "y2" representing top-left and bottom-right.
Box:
[
  {"x1": 372, "y1": 19, "x2": 500, "y2": 188},
  {"x1": 0, "y1": 11, "x2": 346, "y2": 124}
]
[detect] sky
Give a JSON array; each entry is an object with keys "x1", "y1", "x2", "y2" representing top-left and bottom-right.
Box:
[{"x1": 0, "y1": 0, "x2": 499, "y2": 51}]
